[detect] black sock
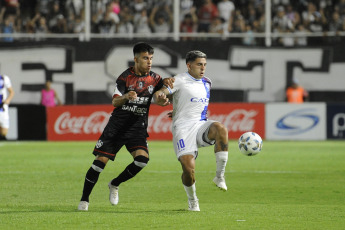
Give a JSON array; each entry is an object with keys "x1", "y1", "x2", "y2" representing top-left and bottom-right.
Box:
[
  {"x1": 80, "y1": 160, "x2": 105, "y2": 202},
  {"x1": 110, "y1": 156, "x2": 148, "y2": 187},
  {"x1": 0, "y1": 135, "x2": 6, "y2": 141}
]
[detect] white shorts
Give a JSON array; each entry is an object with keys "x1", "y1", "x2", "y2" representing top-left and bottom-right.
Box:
[
  {"x1": 172, "y1": 120, "x2": 218, "y2": 159},
  {"x1": 0, "y1": 105, "x2": 10, "y2": 129}
]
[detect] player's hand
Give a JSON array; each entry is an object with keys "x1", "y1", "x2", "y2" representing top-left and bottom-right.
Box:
[
  {"x1": 156, "y1": 93, "x2": 170, "y2": 106},
  {"x1": 126, "y1": 91, "x2": 137, "y2": 101},
  {"x1": 163, "y1": 77, "x2": 175, "y2": 89}
]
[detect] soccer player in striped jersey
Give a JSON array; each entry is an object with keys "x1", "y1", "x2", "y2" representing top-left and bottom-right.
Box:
[
  {"x1": 154, "y1": 50, "x2": 229, "y2": 211},
  {"x1": 78, "y1": 42, "x2": 173, "y2": 211}
]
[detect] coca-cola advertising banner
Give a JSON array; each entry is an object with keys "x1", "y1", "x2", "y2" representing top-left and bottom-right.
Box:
[
  {"x1": 148, "y1": 103, "x2": 265, "y2": 140},
  {"x1": 47, "y1": 103, "x2": 265, "y2": 141},
  {"x1": 47, "y1": 105, "x2": 113, "y2": 141}
]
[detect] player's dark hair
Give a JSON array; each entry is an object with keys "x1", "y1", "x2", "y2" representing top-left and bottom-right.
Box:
[
  {"x1": 133, "y1": 42, "x2": 154, "y2": 56},
  {"x1": 185, "y1": 50, "x2": 207, "y2": 63}
]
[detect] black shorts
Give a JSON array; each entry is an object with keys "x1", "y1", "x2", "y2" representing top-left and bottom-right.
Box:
[{"x1": 92, "y1": 136, "x2": 149, "y2": 161}]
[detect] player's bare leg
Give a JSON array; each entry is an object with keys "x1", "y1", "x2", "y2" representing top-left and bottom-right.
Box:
[
  {"x1": 208, "y1": 122, "x2": 229, "y2": 191},
  {"x1": 0, "y1": 127, "x2": 8, "y2": 140},
  {"x1": 180, "y1": 155, "x2": 200, "y2": 211}
]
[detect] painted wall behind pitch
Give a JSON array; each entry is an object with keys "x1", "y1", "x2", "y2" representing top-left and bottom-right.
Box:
[{"x1": 265, "y1": 103, "x2": 326, "y2": 140}]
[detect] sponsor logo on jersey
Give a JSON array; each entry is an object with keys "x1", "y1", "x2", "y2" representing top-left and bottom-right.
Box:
[
  {"x1": 190, "y1": 97, "x2": 209, "y2": 104},
  {"x1": 129, "y1": 96, "x2": 150, "y2": 105},
  {"x1": 122, "y1": 105, "x2": 147, "y2": 115}
]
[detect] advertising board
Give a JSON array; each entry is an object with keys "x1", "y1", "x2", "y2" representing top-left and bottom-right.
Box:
[{"x1": 266, "y1": 103, "x2": 326, "y2": 140}]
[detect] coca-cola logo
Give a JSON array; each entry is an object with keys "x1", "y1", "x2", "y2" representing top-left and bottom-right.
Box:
[
  {"x1": 148, "y1": 110, "x2": 172, "y2": 133},
  {"x1": 54, "y1": 111, "x2": 110, "y2": 134},
  {"x1": 147, "y1": 109, "x2": 258, "y2": 133},
  {"x1": 209, "y1": 109, "x2": 257, "y2": 132}
]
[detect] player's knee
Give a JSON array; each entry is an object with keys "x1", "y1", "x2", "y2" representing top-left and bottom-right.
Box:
[
  {"x1": 134, "y1": 155, "x2": 149, "y2": 168},
  {"x1": 214, "y1": 122, "x2": 228, "y2": 137},
  {"x1": 86, "y1": 160, "x2": 106, "y2": 183}
]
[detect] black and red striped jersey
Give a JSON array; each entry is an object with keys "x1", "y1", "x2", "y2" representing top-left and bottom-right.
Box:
[{"x1": 108, "y1": 67, "x2": 164, "y2": 138}]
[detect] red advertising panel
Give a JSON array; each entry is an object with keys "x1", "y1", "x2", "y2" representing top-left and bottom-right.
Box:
[
  {"x1": 47, "y1": 105, "x2": 113, "y2": 141},
  {"x1": 47, "y1": 103, "x2": 265, "y2": 141},
  {"x1": 208, "y1": 103, "x2": 265, "y2": 139},
  {"x1": 147, "y1": 103, "x2": 265, "y2": 140}
]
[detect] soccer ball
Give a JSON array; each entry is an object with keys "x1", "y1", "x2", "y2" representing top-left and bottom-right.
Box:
[{"x1": 238, "y1": 132, "x2": 263, "y2": 156}]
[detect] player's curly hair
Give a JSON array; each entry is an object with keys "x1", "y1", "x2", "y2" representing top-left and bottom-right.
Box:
[{"x1": 186, "y1": 50, "x2": 207, "y2": 63}]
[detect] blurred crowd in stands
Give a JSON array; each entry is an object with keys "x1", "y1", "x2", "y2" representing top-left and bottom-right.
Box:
[{"x1": 1, "y1": 0, "x2": 345, "y2": 45}]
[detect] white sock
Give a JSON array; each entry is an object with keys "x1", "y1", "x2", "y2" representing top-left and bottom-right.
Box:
[
  {"x1": 215, "y1": 151, "x2": 228, "y2": 178},
  {"x1": 184, "y1": 183, "x2": 197, "y2": 200}
]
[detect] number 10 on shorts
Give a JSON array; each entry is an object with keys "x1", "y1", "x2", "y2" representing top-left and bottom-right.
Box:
[{"x1": 177, "y1": 139, "x2": 185, "y2": 151}]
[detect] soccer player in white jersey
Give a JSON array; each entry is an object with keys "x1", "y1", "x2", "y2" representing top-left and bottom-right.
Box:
[
  {"x1": 0, "y1": 74, "x2": 15, "y2": 141},
  {"x1": 154, "y1": 50, "x2": 229, "y2": 211}
]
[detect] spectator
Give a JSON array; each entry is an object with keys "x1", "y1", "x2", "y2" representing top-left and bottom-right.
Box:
[
  {"x1": 180, "y1": 0, "x2": 194, "y2": 21},
  {"x1": 217, "y1": 0, "x2": 235, "y2": 31},
  {"x1": 41, "y1": 80, "x2": 62, "y2": 107},
  {"x1": 209, "y1": 16, "x2": 225, "y2": 38},
  {"x1": 286, "y1": 78, "x2": 309, "y2": 103},
  {"x1": 295, "y1": 24, "x2": 308, "y2": 46},
  {"x1": 65, "y1": 0, "x2": 84, "y2": 18},
  {"x1": 180, "y1": 9, "x2": 198, "y2": 41},
  {"x1": 132, "y1": 0, "x2": 147, "y2": 24},
  {"x1": 328, "y1": 11, "x2": 342, "y2": 33},
  {"x1": 336, "y1": 0, "x2": 345, "y2": 17},
  {"x1": 302, "y1": 2, "x2": 323, "y2": 32},
  {"x1": 117, "y1": 6, "x2": 134, "y2": 37},
  {"x1": 2, "y1": 0, "x2": 19, "y2": 16},
  {"x1": 243, "y1": 24, "x2": 256, "y2": 45},
  {"x1": 231, "y1": 9, "x2": 245, "y2": 33},
  {"x1": 286, "y1": 4, "x2": 301, "y2": 29},
  {"x1": 110, "y1": 0, "x2": 120, "y2": 15},
  {"x1": 97, "y1": 2, "x2": 119, "y2": 34},
  {"x1": 197, "y1": 0, "x2": 219, "y2": 33},
  {"x1": 273, "y1": 6, "x2": 293, "y2": 32},
  {"x1": 50, "y1": 14, "x2": 67, "y2": 33},
  {"x1": 36, "y1": 0, "x2": 53, "y2": 17},
  {"x1": 149, "y1": 4, "x2": 172, "y2": 39},
  {"x1": 47, "y1": 1, "x2": 65, "y2": 31},
  {"x1": 29, "y1": 13, "x2": 49, "y2": 40},
  {"x1": 0, "y1": 7, "x2": 18, "y2": 42},
  {"x1": 134, "y1": 9, "x2": 151, "y2": 35}
]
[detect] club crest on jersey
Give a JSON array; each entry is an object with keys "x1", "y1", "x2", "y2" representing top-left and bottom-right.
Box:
[
  {"x1": 95, "y1": 140, "x2": 103, "y2": 148},
  {"x1": 148, "y1": 85, "x2": 154, "y2": 94},
  {"x1": 138, "y1": 81, "x2": 144, "y2": 89}
]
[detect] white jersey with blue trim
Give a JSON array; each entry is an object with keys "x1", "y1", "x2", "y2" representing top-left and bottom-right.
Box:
[
  {"x1": 168, "y1": 72, "x2": 211, "y2": 127},
  {"x1": 0, "y1": 75, "x2": 12, "y2": 103}
]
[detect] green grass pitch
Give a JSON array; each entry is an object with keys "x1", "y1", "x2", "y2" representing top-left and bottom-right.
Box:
[{"x1": 0, "y1": 140, "x2": 344, "y2": 230}]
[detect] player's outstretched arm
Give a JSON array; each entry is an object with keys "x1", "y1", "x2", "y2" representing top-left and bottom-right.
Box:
[{"x1": 163, "y1": 77, "x2": 175, "y2": 89}]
